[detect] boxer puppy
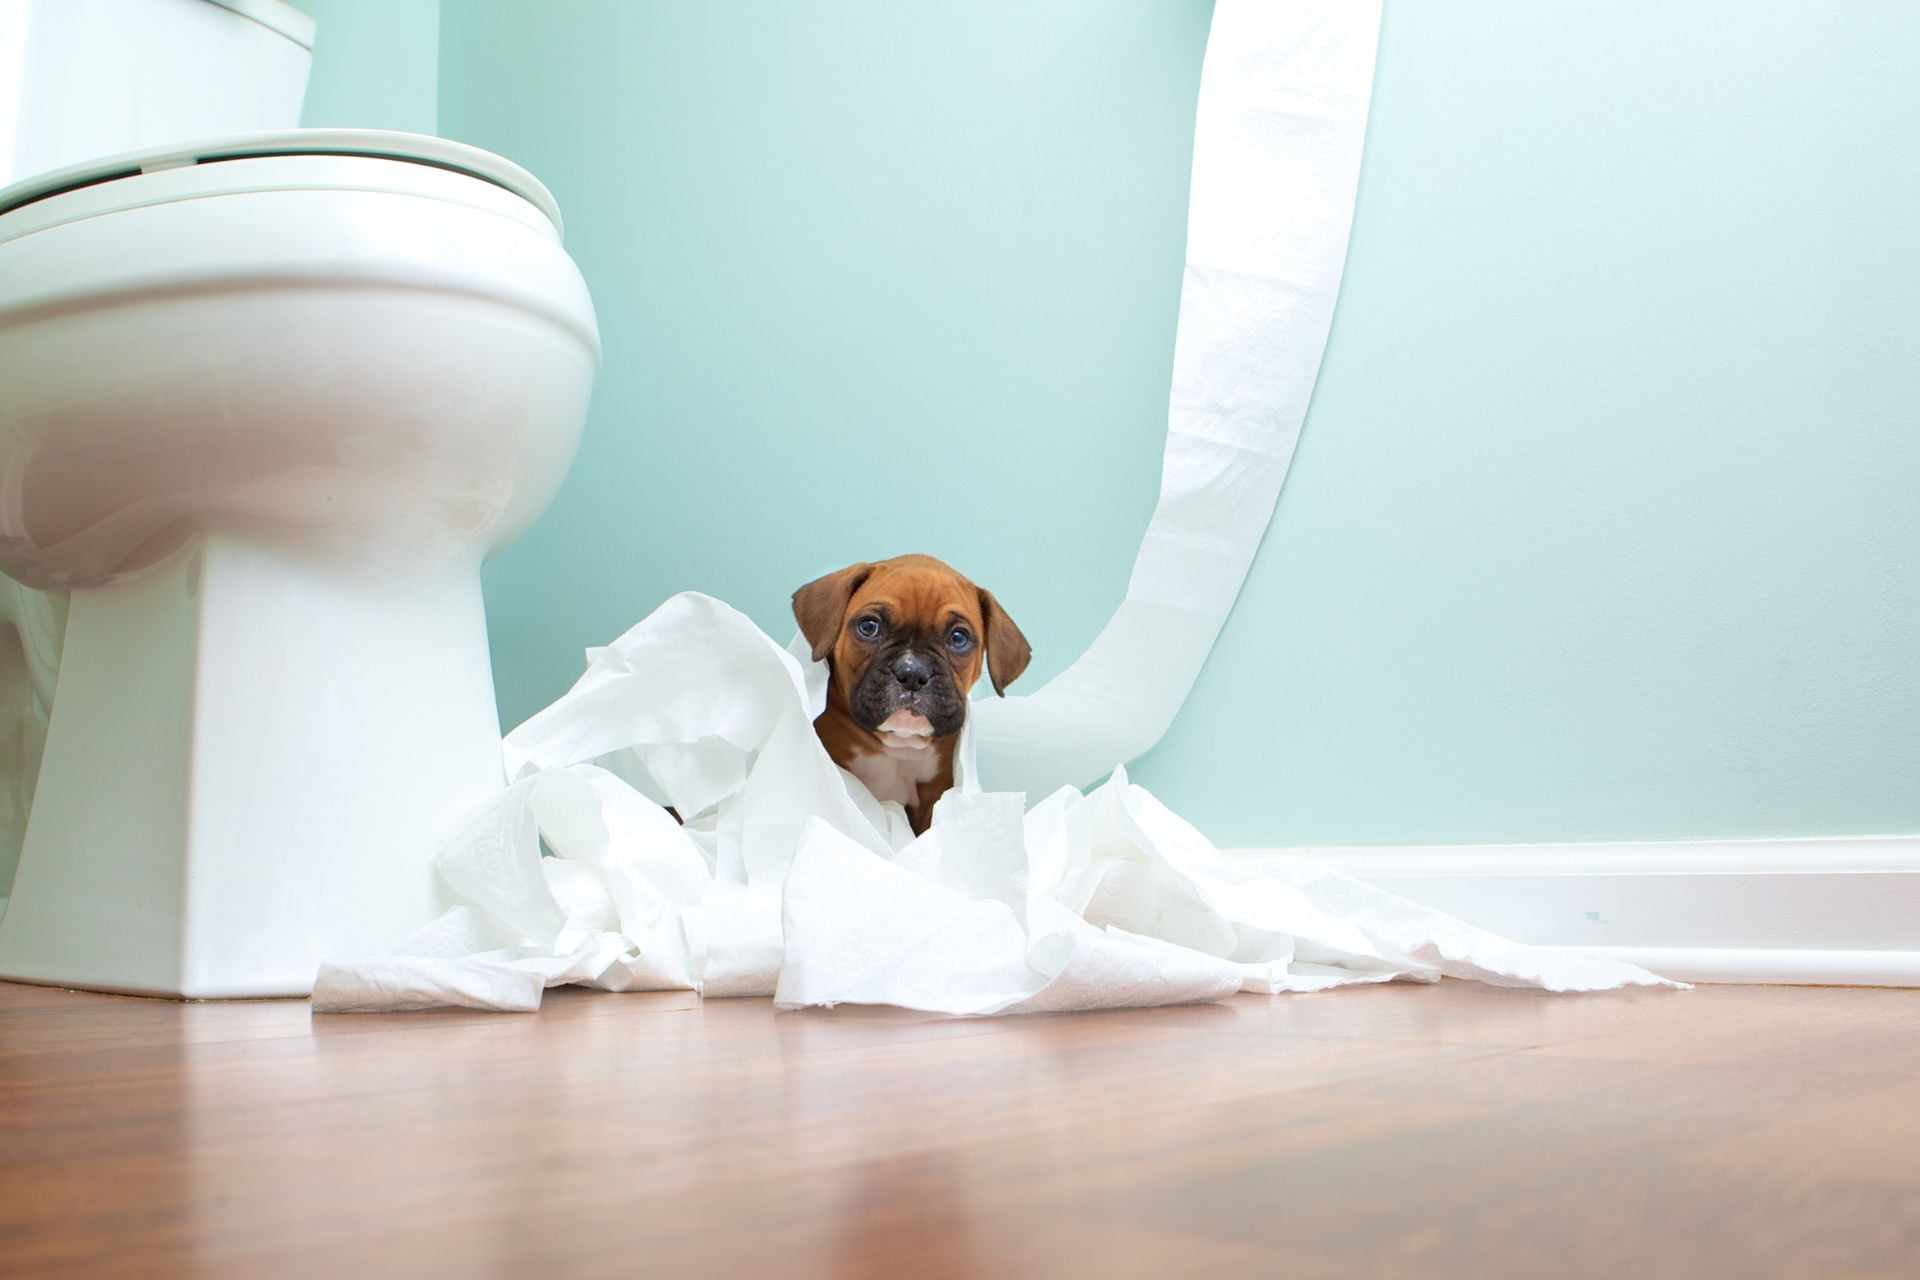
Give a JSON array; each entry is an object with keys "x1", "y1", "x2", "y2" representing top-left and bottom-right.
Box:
[{"x1": 793, "y1": 555, "x2": 1030, "y2": 835}]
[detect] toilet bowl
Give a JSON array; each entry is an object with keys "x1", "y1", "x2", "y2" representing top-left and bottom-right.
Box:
[{"x1": 0, "y1": 130, "x2": 600, "y2": 996}]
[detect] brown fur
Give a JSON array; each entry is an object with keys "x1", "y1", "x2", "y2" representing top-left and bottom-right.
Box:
[{"x1": 793, "y1": 555, "x2": 1030, "y2": 833}]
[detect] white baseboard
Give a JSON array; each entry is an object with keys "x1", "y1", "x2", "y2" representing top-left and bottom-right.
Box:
[{"x1": 1237, "y1": 835, "x2": 1920, "y2": 987}]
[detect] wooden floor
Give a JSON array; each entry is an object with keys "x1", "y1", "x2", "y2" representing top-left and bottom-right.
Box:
[{"x1": 3, "y1": 979, "x2": 1918, "y2": 1279}]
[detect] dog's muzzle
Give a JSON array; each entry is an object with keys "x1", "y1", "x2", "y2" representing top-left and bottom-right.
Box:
[{"x1": 852, "y1": 647, "x2": 966, "y2": 739}]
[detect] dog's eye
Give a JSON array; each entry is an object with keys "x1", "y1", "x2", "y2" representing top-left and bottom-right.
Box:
[
  {"x1": 854, "y1": 617, "x2": 882, "y2": 640},
  {"x1": 947, "y1": 628, "x2": 973, "y2": 652}
]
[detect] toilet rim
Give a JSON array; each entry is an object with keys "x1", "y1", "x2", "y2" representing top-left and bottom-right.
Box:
[{"x1": 0, "y1": 129, "x2": 565, "y2": 235}]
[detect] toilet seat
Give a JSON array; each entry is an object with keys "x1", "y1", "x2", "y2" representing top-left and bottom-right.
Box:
[{"x1": 0, "y1": 128, "x2": 565, "y2": 246}]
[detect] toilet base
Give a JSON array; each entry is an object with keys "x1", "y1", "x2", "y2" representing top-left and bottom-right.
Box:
[{"x1": 0, "y1": 534, "x2": 505, "y2": 998}]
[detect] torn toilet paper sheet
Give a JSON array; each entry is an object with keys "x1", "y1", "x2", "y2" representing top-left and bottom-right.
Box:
[
  {"x1": 312, "y1": 593, "x2": 1678, "y2": 1014},
  {"x1": 973, "y1": 0, "x2": 1386, "y2": 795}
]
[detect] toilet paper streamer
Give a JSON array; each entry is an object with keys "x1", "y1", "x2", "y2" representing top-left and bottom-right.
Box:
[
  {"x1": 312, "y1": 594, "x2": 1678, "y2": 1014},
  {"x1": 312, "y1": 2, "x2": 1673, "y2": 1014},
  {"x1": 972, "y1": 0, "x2": 1384, "y2": 794}
]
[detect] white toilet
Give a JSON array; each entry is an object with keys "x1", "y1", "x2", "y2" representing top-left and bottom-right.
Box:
[{"x1": 0, "y1": 0, "x2": 600, "y2": 996}]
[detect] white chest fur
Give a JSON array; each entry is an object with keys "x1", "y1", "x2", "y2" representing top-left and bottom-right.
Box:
[{"x1": 845, "y1": 740, "x2": 942, "y2": 811}]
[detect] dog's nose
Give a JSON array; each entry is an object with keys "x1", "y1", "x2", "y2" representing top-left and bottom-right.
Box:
[{"x1": 891, "y1": 651, "x2": 933, "y2": 692}]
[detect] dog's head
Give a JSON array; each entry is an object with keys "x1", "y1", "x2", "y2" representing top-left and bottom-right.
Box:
[{"x1": 792, "y1": 554, "x2": 1030, "y2": 741}]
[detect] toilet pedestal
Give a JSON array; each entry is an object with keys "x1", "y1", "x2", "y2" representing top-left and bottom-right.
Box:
[{"x1": 0, "y1": 534, "x2": 505, "y2": 997}]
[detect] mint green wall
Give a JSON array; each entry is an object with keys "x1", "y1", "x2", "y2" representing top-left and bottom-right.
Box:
[
  {"x1": 298, "y1": 0, "x2": 439, "y2": 133},
  {"x1": 1147, "y1": 1, "x2": 1920, "y2": 846},
  {"x1": 427, "y1": 1, "x2": 1919, "y2": 847}
]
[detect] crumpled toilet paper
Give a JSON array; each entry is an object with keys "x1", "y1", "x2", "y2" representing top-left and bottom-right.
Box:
[
  {"x1": 312, "y1": 593, "x2": 1677, "y2": 1014},
  {"x1": 314, "y1": 0, "x2": 1676, "y2": 1015}
]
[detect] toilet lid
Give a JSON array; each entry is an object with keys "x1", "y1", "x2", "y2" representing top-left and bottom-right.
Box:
[{"x1": 0, "y1": 129, "x2": 564, "y2": 233}]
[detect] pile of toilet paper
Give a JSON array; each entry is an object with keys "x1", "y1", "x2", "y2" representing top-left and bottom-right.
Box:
[
  {"x1": 315, "y1": 0, "x2": 1681, "y2": 1015},
  {"x1": 312, "y1": 592, "x2": 1676, "y2": 1014}
]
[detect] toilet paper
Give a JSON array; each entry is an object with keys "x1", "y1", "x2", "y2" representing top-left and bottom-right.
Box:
[
  {"x1": 973, "y1": 0, "x2": 1385, "y2": 794},
  {"x1": 311, "y1": 0, "x2": 1676, "y2": 1016},
  {"x1": 312, "y1": 593, "x2": 1677, "y2": 1014}
]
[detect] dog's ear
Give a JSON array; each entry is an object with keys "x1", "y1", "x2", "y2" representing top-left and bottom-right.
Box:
[
  {"x1": 792, "y1": 563, "x2": 874, "y2": 662},
  {"x1": 977, "y1": 587, "x2": 1031, "y2": 696}
]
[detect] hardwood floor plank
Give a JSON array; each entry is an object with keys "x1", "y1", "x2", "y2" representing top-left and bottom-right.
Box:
[
  {"x1": 1531, "y1": 984, "x2": 1920, "y2": 1073},
  {"x1": 4, "y1": 979, "x2": 1918, "y2": 1278}
]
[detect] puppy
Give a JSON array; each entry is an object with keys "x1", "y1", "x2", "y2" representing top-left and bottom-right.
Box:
[{"x1": 792, "y1": 555, "x2": 1030, "y2": 834}]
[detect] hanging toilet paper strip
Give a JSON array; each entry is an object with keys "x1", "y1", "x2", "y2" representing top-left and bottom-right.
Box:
[
  {"x1": 972, "y1": 0, "x2": 1384, "y2": 794},
  {"x1": 312, "y1": 594, "x2": 1677, "y2": 1014}
]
